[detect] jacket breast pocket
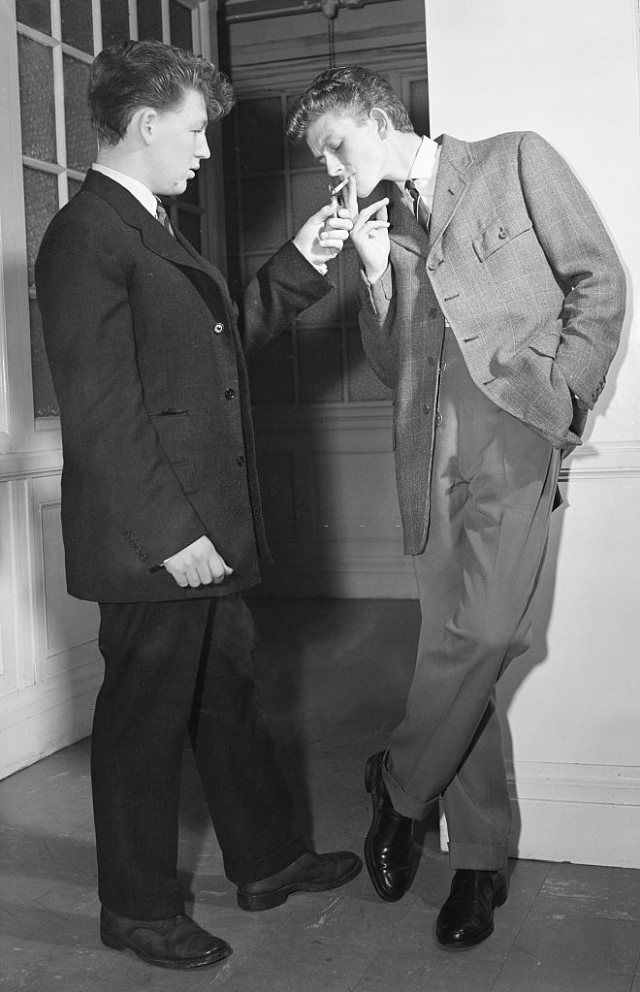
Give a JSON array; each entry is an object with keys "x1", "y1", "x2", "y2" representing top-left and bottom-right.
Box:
[{"x1": 472, "y1": 215, "x2": 533, "y2": 262}]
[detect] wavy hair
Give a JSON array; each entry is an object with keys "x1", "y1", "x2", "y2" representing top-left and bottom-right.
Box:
[
  {"x1": 89, "y1": 39, "x2": 235, "y2": 145},
  {"x1": 286, "y1": 65, "x2": 413, "y2": 143}
]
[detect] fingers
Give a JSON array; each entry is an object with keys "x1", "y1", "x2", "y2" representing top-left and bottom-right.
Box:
[
  {"x1": 318, "y1": 212, "x2": 353, "y2": 255},
  {"x1": 165, "y1": 545, "x2": 233, "y2": 589},
  {"x1": 354, "y1": 198, "x2": 389, "y2": 228},
  {"x1": 345, "y1": 176, "x2": 358, "y2": 218},
  {"x1": 314, "y1": 202, "x2": 341, "y2": 223}
]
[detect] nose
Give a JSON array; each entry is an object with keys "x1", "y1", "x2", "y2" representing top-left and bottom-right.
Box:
[
  {"x1": 323, "y1": 152, "x2": 342, "y2": 178},
  {"x1": 197, "y1": 133, "x2": 211, "y2": 160}
]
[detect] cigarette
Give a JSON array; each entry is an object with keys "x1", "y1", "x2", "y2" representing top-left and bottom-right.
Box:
[{"x1": 330, "y1": 175, "x2": 351, "y2": 200}]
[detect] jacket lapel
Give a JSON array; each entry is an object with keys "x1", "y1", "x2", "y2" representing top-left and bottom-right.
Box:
[
  {"x1": 82, "y1": 169, "x2": 215, "y2": 278},
  {"x1": 386, "y1": 135, "x2": 473, "y2": 259},
  {"x1": 428, "y1": 134, "x2": 473, "y2": 247}
]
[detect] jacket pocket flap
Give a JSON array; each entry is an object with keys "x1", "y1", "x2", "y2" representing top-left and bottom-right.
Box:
[{"x1": 473, "y1": 216, "x2": 533, "y2": 261}]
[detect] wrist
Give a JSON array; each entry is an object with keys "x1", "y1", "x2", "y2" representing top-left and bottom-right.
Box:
[{"x1": 363, "y1": 266, "x2": 386, "y2": 285}]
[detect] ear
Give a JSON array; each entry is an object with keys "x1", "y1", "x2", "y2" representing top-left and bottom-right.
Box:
[
  {"x1": 135, "y1": 107, "x2": 159, "y2": 146},
  {"x1": 370, "y1": 107, "x2": 391, "y2": 139}
]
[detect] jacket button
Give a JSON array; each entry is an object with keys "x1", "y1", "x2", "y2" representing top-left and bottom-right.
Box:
[
  {"x1": 237, "y1": 455, "x2": 245, "y2": 467},
  {"x1": 423, "y1": 404, "x2": 431, "y2": 415},
  {"x1": 429, "y1": 307, "x2": 438, "y2": 318},
  {"x1": 225, "y1": 388, "x2": 235, "y2": 400},
  {"x1": 435, "y1": 411, "x2": 443, "y2": 426},
  {"x1": 214, "y1": 322, "x2": 224, "y2": 334}
]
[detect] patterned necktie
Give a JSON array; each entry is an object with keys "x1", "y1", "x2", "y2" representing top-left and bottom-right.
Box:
[
  {"x1": 155, "y1": 198, "x2": 174, "y2": 236},
  {"x1": 405, "y1": 179, "x2": 431, "y2": 232}
]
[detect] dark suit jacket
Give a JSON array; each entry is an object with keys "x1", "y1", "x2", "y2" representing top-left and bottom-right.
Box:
[
  {"x1": 359, "y1": 131, "x2": 626, "y2": 555},
  {"x1": 35, "y1": 170, "x2": 331, "y2": 602}
]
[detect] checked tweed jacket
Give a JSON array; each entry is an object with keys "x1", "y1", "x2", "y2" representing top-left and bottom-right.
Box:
[{"x1": 360, "y1": 130, "x2": 626, "y2": 555}]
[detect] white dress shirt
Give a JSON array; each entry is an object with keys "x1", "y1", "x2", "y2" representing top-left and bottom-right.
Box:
[{"x1": 399, "y1": 136, "x2": 441, "y2": 216}]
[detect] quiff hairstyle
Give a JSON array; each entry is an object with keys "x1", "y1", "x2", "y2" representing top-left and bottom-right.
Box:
[
  {"x1": 286, "y1": 65, "x2": 414, "y2": 143},
  {"x1": 89, "y1": 39, "x2": 235, "y2": 146}
]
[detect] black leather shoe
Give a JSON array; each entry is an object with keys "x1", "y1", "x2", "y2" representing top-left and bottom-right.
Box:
[
  {"x1": 100, "y1": 907, "x2": 232, "y2": 969},
  {"x1": 364, "y1": 751, "x2": 415, "y2": 902},
  {"x1": 436, "y1": 869, "x2": 508, "y2": 948},
  {"x1": 237, "y1": 849, "x2": 362, "y2": 911}
]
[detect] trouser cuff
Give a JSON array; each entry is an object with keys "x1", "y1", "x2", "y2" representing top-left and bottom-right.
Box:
[
  {"x1": 448, "y1": 841, "x2": 509, "y2": 871},
  {"x1": 223, "y1": 832, "x2": 307, "y2": 885},
  {"x1": 383, "y1": 764, "x2": 438, "y2": 821},
  {"x1": 98, "y1": 881, "x2": 185, "y2": 921}
]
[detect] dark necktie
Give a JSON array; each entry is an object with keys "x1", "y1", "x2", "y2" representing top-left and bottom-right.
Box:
[
  {"x1": 155, "y1": 198, "x2": 174, "y2": 236},
  {"x1": 405, "y1": 179, "x2": 431, "y2": 232}
]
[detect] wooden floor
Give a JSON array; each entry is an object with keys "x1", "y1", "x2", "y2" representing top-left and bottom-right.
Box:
[{"x1": 1, "y1": 598, "x2": 639, "y2": 991}]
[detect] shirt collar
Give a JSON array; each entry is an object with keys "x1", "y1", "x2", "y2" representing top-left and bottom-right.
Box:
[
  {"x1": 407, "y1": 135, "x2": 440, "y2": 182},
  {"x1": 91, "y1": 164, "x2": 159, "y2": 217}
]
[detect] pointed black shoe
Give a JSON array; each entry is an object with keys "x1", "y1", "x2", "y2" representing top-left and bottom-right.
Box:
[
  {"x1": 364, "y1": 751, "x2": 415, "y2": 902},
  {"x1": 436, "y1": 869, "x2": 508, "y2": 948}
]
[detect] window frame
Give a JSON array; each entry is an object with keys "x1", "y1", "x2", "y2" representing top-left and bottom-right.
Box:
[{"x1": 0, "y1": 0, "x2": 219, "y2": 456}]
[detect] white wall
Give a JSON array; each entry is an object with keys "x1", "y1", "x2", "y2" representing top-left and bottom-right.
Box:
[{"x1": 426, "y1": 0, "x2": 640, "y2": 866}]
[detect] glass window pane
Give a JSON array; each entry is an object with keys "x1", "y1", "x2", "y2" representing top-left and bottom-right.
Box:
[
  {"x1": 291, "y1": 171, "x2": 329, "y2": 234},
  {"x1": 30, "y1": 299, "x2": 59, "y2": 417},
  {"x1": 223, "y1": 179, "x2": 239, "y2": 255},
  {"x1": 169, "y1": 0, "x2": 193, "y2": 50},
  {"x1": 237, "y1": 98, "x2": 284, "y2": 174},
  {"x1": 68, "y1": 177, "x2": 84, "y2": 200},
  {"x1": 23, "y1": 166, "x2": 59, "y2": 289},
  {"x1": 63, "y1": 55, "x2": 95, "y2": 171},
  {"x1": 298, "y1": 326, "x2": 343, "y2": 403},
  {"x1": 221, "y1": 112, "x2": 238, "y2": 179},
  {"x1": 176, "y1": 208, "x2": 202, "y2": 252},
  {"x1": 137, "y1": 0, "x2": 163, "y2": 41},
  {"x1": 18, "y1": 35, "x2": 56, "y2": 162},
  {"x1": 347, "y1": 326, "x2": 392, "y2": 402},
  {"x1": 60, "y1": 0, "x2": 94, "y2": 53},
  {"x1": 286, "y1": 96, "x2": 315, "y2": 172},
  {"x1": 241, "y1": 176, "x2": 287, "y2": 253},
  {"x1": 16, "y1": 0, "x2": 51, "y2": 34},
  {"x1": 101, "y1": 0, "x2": 131, "y2": 47}
]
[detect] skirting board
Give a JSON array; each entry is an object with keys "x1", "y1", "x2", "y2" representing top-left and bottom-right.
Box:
[{"x1": 440, "y1": 761, "x2": 640, "y2": 869}]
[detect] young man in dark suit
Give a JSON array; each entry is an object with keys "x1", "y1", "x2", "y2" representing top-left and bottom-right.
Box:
[
  {"x1": 287, "y1": 65, "x2": 625, "y2": 947},
  {"x1": 35, "y1": 40, "x2": 360, "y2": 971}
]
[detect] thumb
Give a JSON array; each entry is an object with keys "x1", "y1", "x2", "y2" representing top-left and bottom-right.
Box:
[{"x1": 310, "y1": 202, "x2": 337, "y2": 224}]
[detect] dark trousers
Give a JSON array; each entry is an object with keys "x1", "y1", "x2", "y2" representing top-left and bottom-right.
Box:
[
  {"x1": 384, "y1": 329, "x2": 561, "y2": 869},
  {"x1": 91, "y1": 593, "x2": 306, "y2": 919}
]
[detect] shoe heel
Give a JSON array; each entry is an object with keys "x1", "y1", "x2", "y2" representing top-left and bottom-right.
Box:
[
  {"x1": 237, "y1": 889, "x2": 288, "y2": 912},
  {"x1": 100, "y1": 929, "x2": 127, "y2": 952}
]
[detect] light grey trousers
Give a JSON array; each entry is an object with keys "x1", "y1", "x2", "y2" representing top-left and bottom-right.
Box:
[{"x1": 384, "y1": 328, "x2": 561, "y2": 870}]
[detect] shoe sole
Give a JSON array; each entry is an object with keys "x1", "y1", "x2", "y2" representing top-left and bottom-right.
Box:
[
  {"x1": 364, "y1": 754, "x2": 408, "y2": 903},
  {"x1": 100, "y1": 929, "x2": 232, "y2": 969},
  {"x1": 435, "y1": 887, "x2": 508, "y2": 950},
  {"x1": 237, "y1": 858, "x2": 363, "y2": 912}
]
